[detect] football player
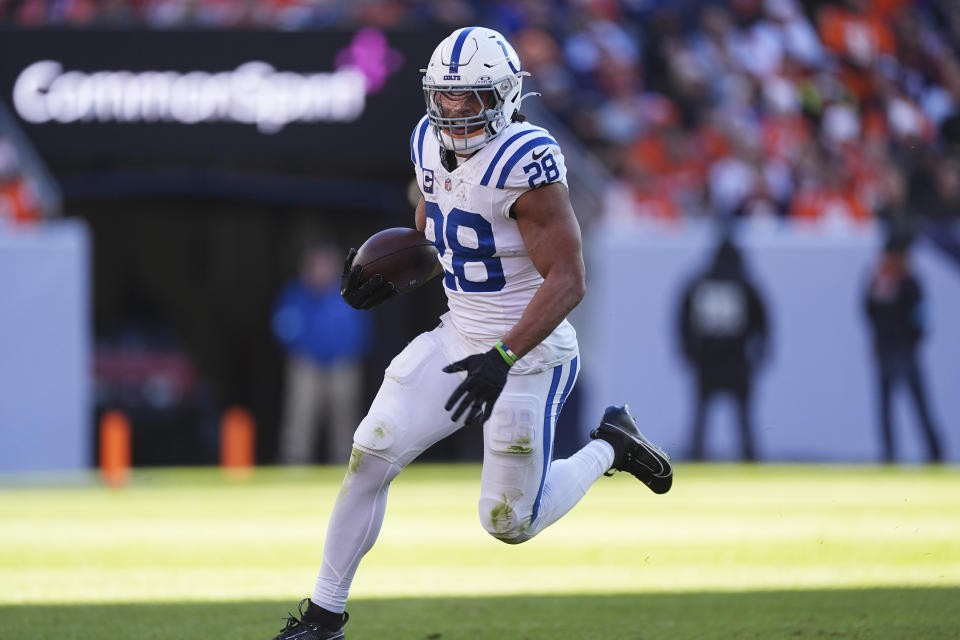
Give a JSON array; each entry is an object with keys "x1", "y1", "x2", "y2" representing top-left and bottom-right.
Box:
[{"x1": 269, "y1": 27, "x2": 673, "y2": 640}]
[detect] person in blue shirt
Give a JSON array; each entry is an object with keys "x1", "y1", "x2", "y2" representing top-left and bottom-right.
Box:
[{"x1": 273, "y1": 241, "x2": 372, "y2": 465}]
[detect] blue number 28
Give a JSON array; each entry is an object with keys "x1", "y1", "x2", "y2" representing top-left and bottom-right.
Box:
[
  {"x1": 425, "y1": 202, "x2": 505, "y2": 293},
  {"x1": 522, "y1": 153, "x2": 560, "y2": 188}
]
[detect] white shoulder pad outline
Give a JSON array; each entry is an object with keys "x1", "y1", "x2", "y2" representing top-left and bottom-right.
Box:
[{"x1": 477, "y1": 123, "x2": 565, "y2": 190}]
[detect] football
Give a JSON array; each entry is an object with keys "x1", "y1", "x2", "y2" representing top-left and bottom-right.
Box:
[{"x1": 353, "y1": 227, "x2": 440, "y2": 294}]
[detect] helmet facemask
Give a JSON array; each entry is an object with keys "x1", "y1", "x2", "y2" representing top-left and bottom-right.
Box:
[{"x1": 423, "y1": 75, "x2": 519, "y2": 154}]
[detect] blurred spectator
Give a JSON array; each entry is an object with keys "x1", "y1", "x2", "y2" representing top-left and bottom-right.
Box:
[
  {"x1": 765, "y1": 0, "x2": 826, "y2": 68},
  {"x1": 603, "y1": 165, "x2": 682, "y2": 227},
  {"x1": 708, "y1": 128, "x2": 794, "y2": 219},
  {"x1": 818, "y1": 0, "x2": 896, "y2": 101},
  {"x1": 512, "y1": 25, "x2": 577, "y2": 119},
  {"x1": 678, "y1": 235, "x2": 769, "y2": 461},
  {"x1": 0, "y1": 137, "x2": 42, "y2": 225},
  {"x1": 789, "y1": 152, "x2": 872, "y2": 227},
  {"x1": 272, "y1": 241, "x2": 372, "y2": 465},
  {"x1": 863, "y1": 233, "x2": 943, "y2": 463},
  {"x1": 909, "y1": 148, "x2": 960, "y2": 222},
  {"x1": 819, "y1": 0, "x2": 897, "y2": 61}
]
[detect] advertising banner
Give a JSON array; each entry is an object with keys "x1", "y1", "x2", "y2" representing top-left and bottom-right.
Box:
[{"x1": 0, "y1": 29, "x2": 440, "y2": 177}]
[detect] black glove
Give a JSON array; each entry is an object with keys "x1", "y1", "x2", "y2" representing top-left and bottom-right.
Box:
[
  {"x1": 443, "y1": 348, "x2": 512, "y2": 426},
  {"x1": 340, "y1": 248, "x2": 397, "y2": 310}
]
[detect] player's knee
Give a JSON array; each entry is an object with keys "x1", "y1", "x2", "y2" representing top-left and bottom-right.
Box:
[
  {"x1": 332, "y1": 445, "x2": 402, "y2": 508},
  {"x1": 353, "y1": 411, "x2": 398, "y2": 455},
  {"x1": 478, "y1": 496, "x2": 534, "y2": 544}
]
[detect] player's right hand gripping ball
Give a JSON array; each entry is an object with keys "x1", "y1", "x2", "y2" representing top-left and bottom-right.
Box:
[
  {"x1": 340, "y1": 248, "x2": 398, "y2": 310},
  {"x1": 443, "y1": 348, "x2": 511, "y2": 426}
]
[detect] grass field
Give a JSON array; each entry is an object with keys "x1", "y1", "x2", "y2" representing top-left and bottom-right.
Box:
[{"x1": 1, "y1": 463, "x2": 958, "y2": 639}]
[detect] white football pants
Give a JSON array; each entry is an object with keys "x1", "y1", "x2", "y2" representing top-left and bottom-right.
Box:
[{"x1": 312, "y1": 321, "x2": 615, "y2": 613}]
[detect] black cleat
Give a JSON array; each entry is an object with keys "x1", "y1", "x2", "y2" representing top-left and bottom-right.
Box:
[
  {"x1": 590, "y1": 405, "x2": 673, "y2": 494},
  {"x1": 269, "y1": 599, "x2": 347, "y2": 640}
]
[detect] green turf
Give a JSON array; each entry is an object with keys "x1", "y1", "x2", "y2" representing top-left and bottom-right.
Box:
[
  {"x1": 1, "y1": 464, "x2": 958, "y2": 638},
  {"x1": 2, "y1": 589, "x2": 959, "y2": 639}
]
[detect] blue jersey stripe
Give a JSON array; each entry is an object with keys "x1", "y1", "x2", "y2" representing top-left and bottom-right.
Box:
[
  {"x1": 410, "y1": 122, "x2": 418, "y2": 165},
  {"x1": 495, "y1": 136, "x2": 557, "y2": 188},
  {"x1": 479, "y1": 128, "x2": 546, "y2": 186},
  {"x1": 416, "y1": 117, "x2": 429, "y2": 168},
  {"x1": 531, "y1": 361, "x2": 566, "y2": 524},
  {"x1": 448, "y1": 27, "x2": 476, "y2": 74}
]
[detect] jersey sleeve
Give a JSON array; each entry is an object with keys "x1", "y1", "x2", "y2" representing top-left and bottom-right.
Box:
[
  {"x1": 480, "y1": 126, "x2": 568, "y2": 219},
  {"x1": 498, "y1": 139, "x2": 567, "y2": 190}
]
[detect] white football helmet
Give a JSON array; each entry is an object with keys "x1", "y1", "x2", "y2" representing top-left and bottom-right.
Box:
[{"x1": 423, "y1": 26, "x2": 531, "y2": 153}]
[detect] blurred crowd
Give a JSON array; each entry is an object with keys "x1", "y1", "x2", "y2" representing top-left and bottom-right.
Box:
[
  {"x1": 0, "y1": 0, "x2": 476, "y2": 29},
  {"x1": 524, "y1": 0, "x2": 960, "y2": 231},
  {"x1": 4, "y1": 0, "x2": 960, "y2": 231}
]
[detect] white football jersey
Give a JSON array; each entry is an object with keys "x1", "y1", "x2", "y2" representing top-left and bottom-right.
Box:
[{"x1": 410, "y1": 116, "x2": 578, "y2": 374}]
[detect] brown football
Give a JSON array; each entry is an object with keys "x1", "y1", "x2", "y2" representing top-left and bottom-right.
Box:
[{"x1": 354, "y1": 227, "x2": 439, "y2": 294}]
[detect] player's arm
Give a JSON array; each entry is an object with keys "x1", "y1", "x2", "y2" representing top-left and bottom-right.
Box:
[
  {"x1": 414, "y1": 195, "x2": 426, "y2": 232},
  {"x1": 501, "y1": 182, "x2": 585, "y2": 358},
  {"x1": 413, "y1": 195, "x2": 444, "y2": 281}
]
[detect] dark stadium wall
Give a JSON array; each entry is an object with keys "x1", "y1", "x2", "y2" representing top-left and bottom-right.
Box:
[
  {"x1": 72, "y1": 194, "x2": 452, "y2": 466},
  {"x1": 0, "y1": 27, "x2": 468, "y2": 465}
]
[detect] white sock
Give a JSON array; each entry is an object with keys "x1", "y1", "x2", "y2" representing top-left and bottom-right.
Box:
[
  {"x1": 311, "y1": 451, "x2": 401, "y2": 613},
  {"x1": 525, "y1": 439, "x2": 615, "y2": 537}
]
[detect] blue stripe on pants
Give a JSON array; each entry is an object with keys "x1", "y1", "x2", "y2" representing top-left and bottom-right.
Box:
[{"x1": 530, "y1": 357, "x2": 579, "y2": 523}]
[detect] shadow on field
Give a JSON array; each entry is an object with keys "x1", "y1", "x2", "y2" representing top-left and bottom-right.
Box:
[{"x1": 2, "y1": 587, "x2": 958, "y2": 640}]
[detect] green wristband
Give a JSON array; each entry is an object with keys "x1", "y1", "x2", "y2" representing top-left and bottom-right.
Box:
[{"x1": 494, "y1": 341, "x2": 517, "y2": 367}]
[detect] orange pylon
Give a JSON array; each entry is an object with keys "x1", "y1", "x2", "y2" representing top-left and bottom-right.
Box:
[
  {"x1": 221, "y1": 406, "x2": 255, "y2": 479},
  {"x1": 99, "y1": 410, "x2": 131, "y2": 487}
]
